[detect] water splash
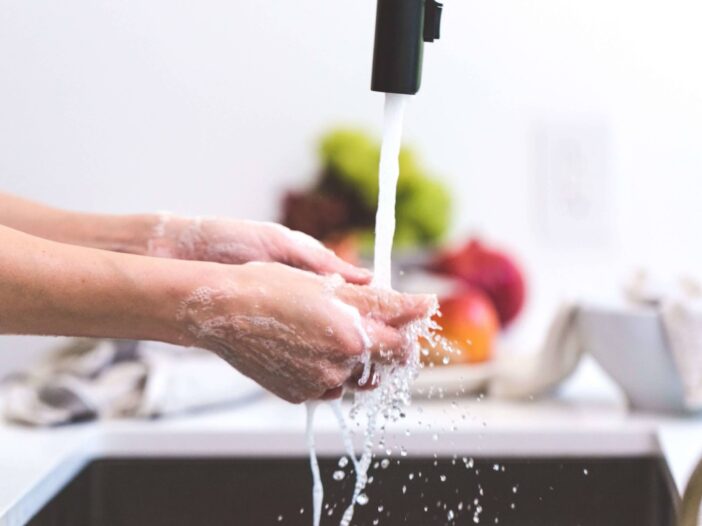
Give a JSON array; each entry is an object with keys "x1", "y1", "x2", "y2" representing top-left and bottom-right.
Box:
[
  {"x1": 338, "y1": 93, "x2": 439, "y2": 526},
  {"x1": 305, "y1": 93, "x2": 440, "y2": 526}
]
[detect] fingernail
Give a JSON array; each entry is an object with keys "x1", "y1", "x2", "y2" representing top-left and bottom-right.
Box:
[{"x1": 351, "y1": 267, "x2": 373, "y2": 281}]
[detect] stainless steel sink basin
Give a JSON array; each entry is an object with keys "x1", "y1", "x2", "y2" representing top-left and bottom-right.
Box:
[{"x1": 27, "y1": 455, "x2": 678, "y2": 526}]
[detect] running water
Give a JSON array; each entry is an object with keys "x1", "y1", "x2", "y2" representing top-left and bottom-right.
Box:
[
  {"x1": 372, "y1": 94, "x2": 410, "y2": 290},
  {"x1": 336, "y1": 94, "x2": 439, "y2": 526},
  {"x1": 306, "y1": 402, "x2": 323, "y2": 526},
  {"x1": 306, "y1": 93, "x2": 439, "y2": 526}
]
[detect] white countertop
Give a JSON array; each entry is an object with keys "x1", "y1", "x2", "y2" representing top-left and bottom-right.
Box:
[{"x1": 2, "y1": 360, "x2": 702, "y2": 526}]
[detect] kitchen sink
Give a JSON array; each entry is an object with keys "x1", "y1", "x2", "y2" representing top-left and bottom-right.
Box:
[{"x1": 27, "y1": 455, "x2": 677, "y2": 526}]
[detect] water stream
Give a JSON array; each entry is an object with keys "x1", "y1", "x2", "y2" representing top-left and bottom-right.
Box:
[
  {"x1": 306, "y1": 402, "x2": 323, "y2": 526},
  {"x1": 307, "y1": 93, "x2": 430, "y2": 526},
  {"x1": 372, "y1": 94, "x2": 410, "y2": 290}
]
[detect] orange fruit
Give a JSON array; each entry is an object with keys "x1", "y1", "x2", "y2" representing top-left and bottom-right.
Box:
[{"x1": 423, "y1": 289, "x2": 500, "y2": 366}]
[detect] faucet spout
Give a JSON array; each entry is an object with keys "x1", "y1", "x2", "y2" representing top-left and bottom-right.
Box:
[{"x1": 371, "y1": 0, "x2": 443, "y2": 95}]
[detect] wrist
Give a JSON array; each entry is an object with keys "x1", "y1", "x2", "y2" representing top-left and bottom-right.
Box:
[
  {"x1": 144, "y1": 213, "x2": 193, "y2": 259},
  {"x1": 137, "y1": 257, "x2": 247, "y2": 347},
  {"x1": 162, "y1": 261, "x2": 262, "y2": 347},
  {"x1": 53, "y1": 211, "x2": 160, "y2": 256}
]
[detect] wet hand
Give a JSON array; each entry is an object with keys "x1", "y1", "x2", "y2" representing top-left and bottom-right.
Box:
[
  {"x1": 176, "y1": 263, "x2": 434, "y2": 403},
  {"x1": 147, "y1": 216, "x2": 371, "y2": 285}
]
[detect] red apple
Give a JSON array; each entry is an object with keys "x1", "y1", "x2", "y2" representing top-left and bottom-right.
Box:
[
  {"x1": 423, "y1": 288, "x2": 499, "y2": 366},
  {"x1": 430, "y1": 239, "x2": 526, "y2": 327}
]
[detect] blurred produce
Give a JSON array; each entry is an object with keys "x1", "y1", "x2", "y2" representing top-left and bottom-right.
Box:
[
  {"x1": 281, "y1": 191, "x2": 354, "y2": 242},
  {"x1": 282, "y1": 128, "x2": 451, "y2": 252},
  {"x1": 423, "y1": 288, "x2": 499, "y2": 366},
  {"x1": 324, "y1": 233, "x2": 361, "y2": 265},
  {"x1": 430, "y1": 239, "x2": 526, "y2": 327}
]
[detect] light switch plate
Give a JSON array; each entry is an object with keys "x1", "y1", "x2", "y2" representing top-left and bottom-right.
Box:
[{"x1": 533, "y1": 121, "x2": 613, "y2": 248}]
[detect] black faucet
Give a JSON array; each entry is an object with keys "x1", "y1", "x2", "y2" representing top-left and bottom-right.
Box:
[{"x1": 371, "y1": 0, "x2": 443, "y2": 95}]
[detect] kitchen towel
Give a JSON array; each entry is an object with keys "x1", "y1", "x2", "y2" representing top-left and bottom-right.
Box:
[
  {"x1": 488, "y1": 303, "x2": 583, "y2": 399},
  {"x1": 0, "y1": 339, "x2": 263, "y2": 426}
]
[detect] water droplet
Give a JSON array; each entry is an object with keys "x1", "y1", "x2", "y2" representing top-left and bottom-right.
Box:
[
  {"x1": 493, "y1": 464, "x2": 500, "y2": 471},
  {"x1": 512, "y1": 485, "x2": 518, "y2": 494},
  {"x1": 432, "y1": 433, "x2": 439, "y2": 441},
  {"x1": 338, "y1": 456, "x2": 349, "y2": 468},
  {"x1": 333, "y1": 470, "x2": 346, "y2": 481},
  {"x1": 440, "y1": 475, "x2": 447, "y2": 482},
  {"x1": 356, "y1": 493, "x2": 369, "y2": 506},
  {"x1": 381, "y1": 459, "x2": 390, "y2": 469},
  {"x1": 277, "y1": 515, "x2": 283, "y2": 522},
  {"x1": 448, "y1": 509, "x2": 455, "y2": 520},
  {"x1": 583, "y1": 468, "x2": 589, "y2": 475}
]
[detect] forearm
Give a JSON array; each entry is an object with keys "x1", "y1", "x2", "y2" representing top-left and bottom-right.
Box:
[
  {"x1": 0, "y1": 224, "x2": 190, "y2": 343},
  {"x1": 0, "y1": 192, "x2": 157, "y2": 255}
]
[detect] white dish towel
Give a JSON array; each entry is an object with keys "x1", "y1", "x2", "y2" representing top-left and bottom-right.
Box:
[
  {"x1": 1, "y1": 339, "x2": 263, "y2": 426},
  {"x1": 490, "y1": 272, "x2": 702, "y2": 409}
]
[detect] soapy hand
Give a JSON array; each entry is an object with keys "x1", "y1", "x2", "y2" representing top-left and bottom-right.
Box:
[
  {"x1": 177, "y1": 262, "x2": 434, "y2": 403},
  {"x1": 147, "y1": 216, "x2": 371, "y2": 285}
]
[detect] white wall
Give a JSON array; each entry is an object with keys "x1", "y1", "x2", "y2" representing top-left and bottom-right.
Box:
[{"x1": 1, "y1": 0, "x2": 701, "y2": 371}]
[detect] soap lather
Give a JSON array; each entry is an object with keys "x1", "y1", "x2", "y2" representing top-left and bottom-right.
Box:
[{"x1": 371, "y1": 0, "x2": 443, "y2": 95}]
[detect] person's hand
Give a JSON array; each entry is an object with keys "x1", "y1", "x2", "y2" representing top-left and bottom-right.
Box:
[
  {"x1": 147, "y1": 216, "x2": 371, "y2": 285},
  {"x1": 176, "y1": 262, "x2": 434, "y2": 403}
]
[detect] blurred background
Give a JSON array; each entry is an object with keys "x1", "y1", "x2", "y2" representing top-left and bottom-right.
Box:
[{"x1": 1, "y1": 0, "x2": 701, "y2": 377}]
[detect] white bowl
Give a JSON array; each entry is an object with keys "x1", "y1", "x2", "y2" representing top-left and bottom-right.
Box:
[{"x1": 577, "y1": 305, "x2": 689, "y2": 413}]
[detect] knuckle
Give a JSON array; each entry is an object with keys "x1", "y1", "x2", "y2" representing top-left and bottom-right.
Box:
[
  {"x1": 281, "y1": 390, "x2": 306, "y2": 404},
  {"x1": 323, "y1": 368, "x2": 347, "y2": 390},
  {"x1": 339, "y1": 332, "x2": 364, "y2": 357}
]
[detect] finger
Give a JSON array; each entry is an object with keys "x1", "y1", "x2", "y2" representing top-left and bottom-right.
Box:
[
  {"x1": 347, "y1": 364, "x2": 380, "y2": 391},
  {"x1": 337, "y1": 286, "x2": 436, "y2": 327},
  {"x1": 363, "y1": 319, "x2": 408, "y2": 365},
  {"x1": 295, "y1": 246, "x2": 372, "y2": 285},
  {"x1": 320, "y1": 386, "x2": 344, "y2": 400},
  {"x1": 317, "y1": 253, "x2": 373, "y2": 285}
]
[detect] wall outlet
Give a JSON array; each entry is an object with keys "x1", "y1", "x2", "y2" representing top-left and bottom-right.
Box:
[{"x1": 533, "y1": 121, "x2": 613, "y2": 248}]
